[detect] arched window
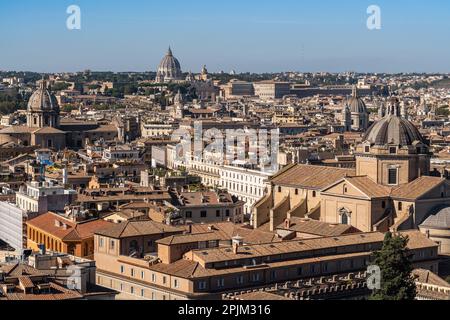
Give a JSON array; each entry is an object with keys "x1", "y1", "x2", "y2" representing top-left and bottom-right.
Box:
[
  {"x1": 341, "y1": 213, "x2": 349, "y2": 225},
  {"x1": 339, "y1": 208, "x2": 351, "y2": 225}
]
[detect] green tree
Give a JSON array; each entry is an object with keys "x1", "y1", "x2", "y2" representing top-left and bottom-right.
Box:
[{"x1": 369, "y1": 232, "x2": 416, "y2": 300}]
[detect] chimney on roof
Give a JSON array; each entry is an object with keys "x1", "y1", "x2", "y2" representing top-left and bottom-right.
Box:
[
  {"x1": 55, "y1": 219, "x2": 61, "y2": 227},
  {"x1": 284, "y1": 218, "x2": 291, "y2": 229},
  {"x1": 232, "y1": 235, "x2": 243, "y2": 255}
]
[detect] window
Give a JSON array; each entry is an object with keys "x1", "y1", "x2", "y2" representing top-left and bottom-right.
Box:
[
  {"x1": 174, "y1": 279, "x2": 179, "y2": 288},
  {"x1": 382, "y1": 201, "x2": 386, "y2": 209},
  {"x1": 99, "y1": 237, "x2": 104, "y2": 247},
  {"x1": 186, "y1": 211, "x2": 192, "y2": 218},
  {"x1": 398, "y1": 202, "x2": 403, "y2": 211},
  {"x1": 110, "y1": 240, "x2": 115, "y2": 250},
  {"x1": 341, "y1": 213, "x2": 349, "y2": 225},
  {"x1": 201, "y1": 211, "x2": 207, "y2": 218},
  {"x1": 389, "y1": 147, "x2": 397, "y2": 154},
  {"x1": 141, "y1": 289, "x2": 145, "y2": 297},
  {"x1": 225, "y1": 210, "x2": 230, "y2": 217},
  {"x1": 216, "y1": 210, "x2": 220, "y2": 217},
  {"x1": 217, "y1": 278, "x2": 225, "y2": 288},
  {"x1": 270, "y1": 270, "x2": 276, "y2": 280},
  {"x1": 163, "y1": 276, "x2": 167, "y2": 284},
  {"x1": 295, "y1": 189, "x2": 299, "y2": 195},
  {"x1": 251, "y1": 273, "x2": 261, "y2": 282},
  {"x1": 151, "y1": 274, "x2": 156, "y2": 282},
  {"x1": 388, "y1": 168, "x2": 398, "y2": 185},
  {"x1": 120, "y1": 265, "x2": 124, "y2": 274},
  {"x1": 297, "y1": 267, "x2": 303, "y2": 276},
  {"x1": 130, "y1": 286, "x2": 134, "y2": 294},
  {"x1": 130, "y1": 268, "x2": 135, "y2": 277},
  {"x1": 236, "y1": 275, "x2": 244, "y2": 285},
  {"x1": 365, "y1": 146, "x2": 370, "y2": 153},
  {"x1": 278, "y1": 186, "x2": 282, "y2": 193},
  {"x1": 312, "y1": 191, "x2": 317, "y2": 198},
  {"x1": 198, "y1": 281, "x2": 207, "y2": 290},
  {"x1": 141, "y1": 271, "x2": 145, "y2": 280}
]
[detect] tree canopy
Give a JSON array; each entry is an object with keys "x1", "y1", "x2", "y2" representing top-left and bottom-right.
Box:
[{"x1": 369, "y1": 232, "x2": 416, "y2": 300}]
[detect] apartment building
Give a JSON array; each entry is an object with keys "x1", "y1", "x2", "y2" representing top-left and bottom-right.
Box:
[
  {"x1": 94, "y1": 229, "x2": 438, "y2": 300},
  {"x1": 15, "y1": 180, "x2": 77, "y2": 216}
]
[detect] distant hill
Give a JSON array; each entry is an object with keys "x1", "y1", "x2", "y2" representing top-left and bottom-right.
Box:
[{"x1": 431, "y1": 78, "x2": 450, "y2": 89}]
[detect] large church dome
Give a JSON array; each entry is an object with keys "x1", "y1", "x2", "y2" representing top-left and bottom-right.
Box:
[
  {"x1": 156, "y1": 47, "x2": 182, "y2": 83},
  {"x1": 347, "y1": 86, "x2": 367, "y2": 114},
  {"x1": 363, "y1": 97, "x2": 426, "y2": 146},
  {"x1": 27, "y1": 80, "x2": 59, "y2": 112}
]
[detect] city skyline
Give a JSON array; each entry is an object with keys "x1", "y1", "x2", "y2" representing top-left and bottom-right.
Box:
[{"x1": 1, "y1": 0, "x2": 450, "y2": 73}]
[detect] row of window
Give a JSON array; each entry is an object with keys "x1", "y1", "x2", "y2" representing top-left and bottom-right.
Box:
[
  {"x1": 277, "y1": 186, "x2": 316, "y2": 197},
  {"x1": 185, "y1": 209, "x2": 232, "y2": 218}
]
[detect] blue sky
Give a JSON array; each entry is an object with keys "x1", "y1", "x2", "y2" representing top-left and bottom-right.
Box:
[{"x1": 0, "y1": 0, "x2": 449, "y2": 73}]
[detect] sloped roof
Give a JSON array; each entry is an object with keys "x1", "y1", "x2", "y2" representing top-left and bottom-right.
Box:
[
  {"x1": 95, "y1": 220, "x2": 183, "y2": 239},
  {"x1": 270, "y1": 164, "x2": 355, "y2": 189},
  {"x1": 391, "y1": 176, "x2": 446, "y2": 200}
]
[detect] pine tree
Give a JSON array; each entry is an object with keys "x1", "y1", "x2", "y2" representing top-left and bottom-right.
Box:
[{"x1": 369, "y1": 232, "x2": 417, "y2": 300}]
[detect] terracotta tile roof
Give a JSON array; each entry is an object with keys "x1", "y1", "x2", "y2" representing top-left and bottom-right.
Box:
[
  {"x1": 391, "y1": 176, "x2": 446, "y2": 200},
  {"x1": 27, "y1": 212, "x2": 112, "y2": 241},
  {"x1": 343, "y1": 176, "x2": 392, "y2": 198},
  {"x1": 413, "y1": 268, "x2": 450, "y2": 287},
  {"x1": 95, "y1": 220, "x2": 184, "y2": 239},
  {"x1": 156, "y1": 232, "x2": 221, "y2": 246},
  {"x1": 189, "y1": 222, "x2": 281, "y2": 244},
  {"x1": 270, "y1": 164, "x2": 355, "y2": 189},
  {"x1": 277, "y1": 217, "x2": 360, "y2": 237},
  {"x1": 191, "y1": 230, "x2": 435, "y2": 265}
]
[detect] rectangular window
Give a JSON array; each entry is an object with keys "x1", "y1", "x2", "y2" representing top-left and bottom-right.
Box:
[
  {"x1": 225, "y1": 210, "x2": 230, "y2": 217},
  {"x1": 236, "y1": 275, "x2": 244, "y2": 285},
  {"x1": 201, "y1": 211, "x2": 207, "y2": 218},
  {"x1": 120, "y1": 265, "x2": 124, "y2": 274},
  {"x1": 388, "y1": 169, "x2": 398, "y2": 185},
  {"x1": 174, "y1": 279, "x2": 179, "y2": 288},
  {"x1": 216, "y1": 210, "x2": 220, "y2": 217},
  {"x1": 99, "y1": 237, "x2": 104, "y2": 247},
  {"x1": 389, "y1": 147, "x2": 397, "y2": 154},
  {"x1": 141, "y1": 271, "x2": 145, "y2": 279},
  {"x1": 382, "y1": 201, "x2": 386, "y2": 209},
  {"x1": 110, "y1": 240, "x2": 115, "y2": 250},
  {"x1": 151, "y1": 273, "x2": 156, "y2": 282},
  {"x1": 198, "y1": 281, "x2": 207, "y2": 290},
  {"x1": 217, "y1": 278, "x2": 225, "y2": 288},
  {"x1": 297, "y1": 267, "x2": 303, "y2": 276},
  {"x1": 141, "y1": 289, "x2": 145, "y2": 297},
  {"x1": 398, "y1": 202, "x2": 403, "y2": 211},
  {"x1": 186, "y1": 211, "x2": 192, "y2": 218}
]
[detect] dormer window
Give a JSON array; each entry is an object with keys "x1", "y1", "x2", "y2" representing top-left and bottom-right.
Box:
[
  {"x1": 364, "y1": 146, "x2": 370, "y2": 153},
  {"x1": 389, "y1": 147, "x2": 397, "y2": 154}
]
